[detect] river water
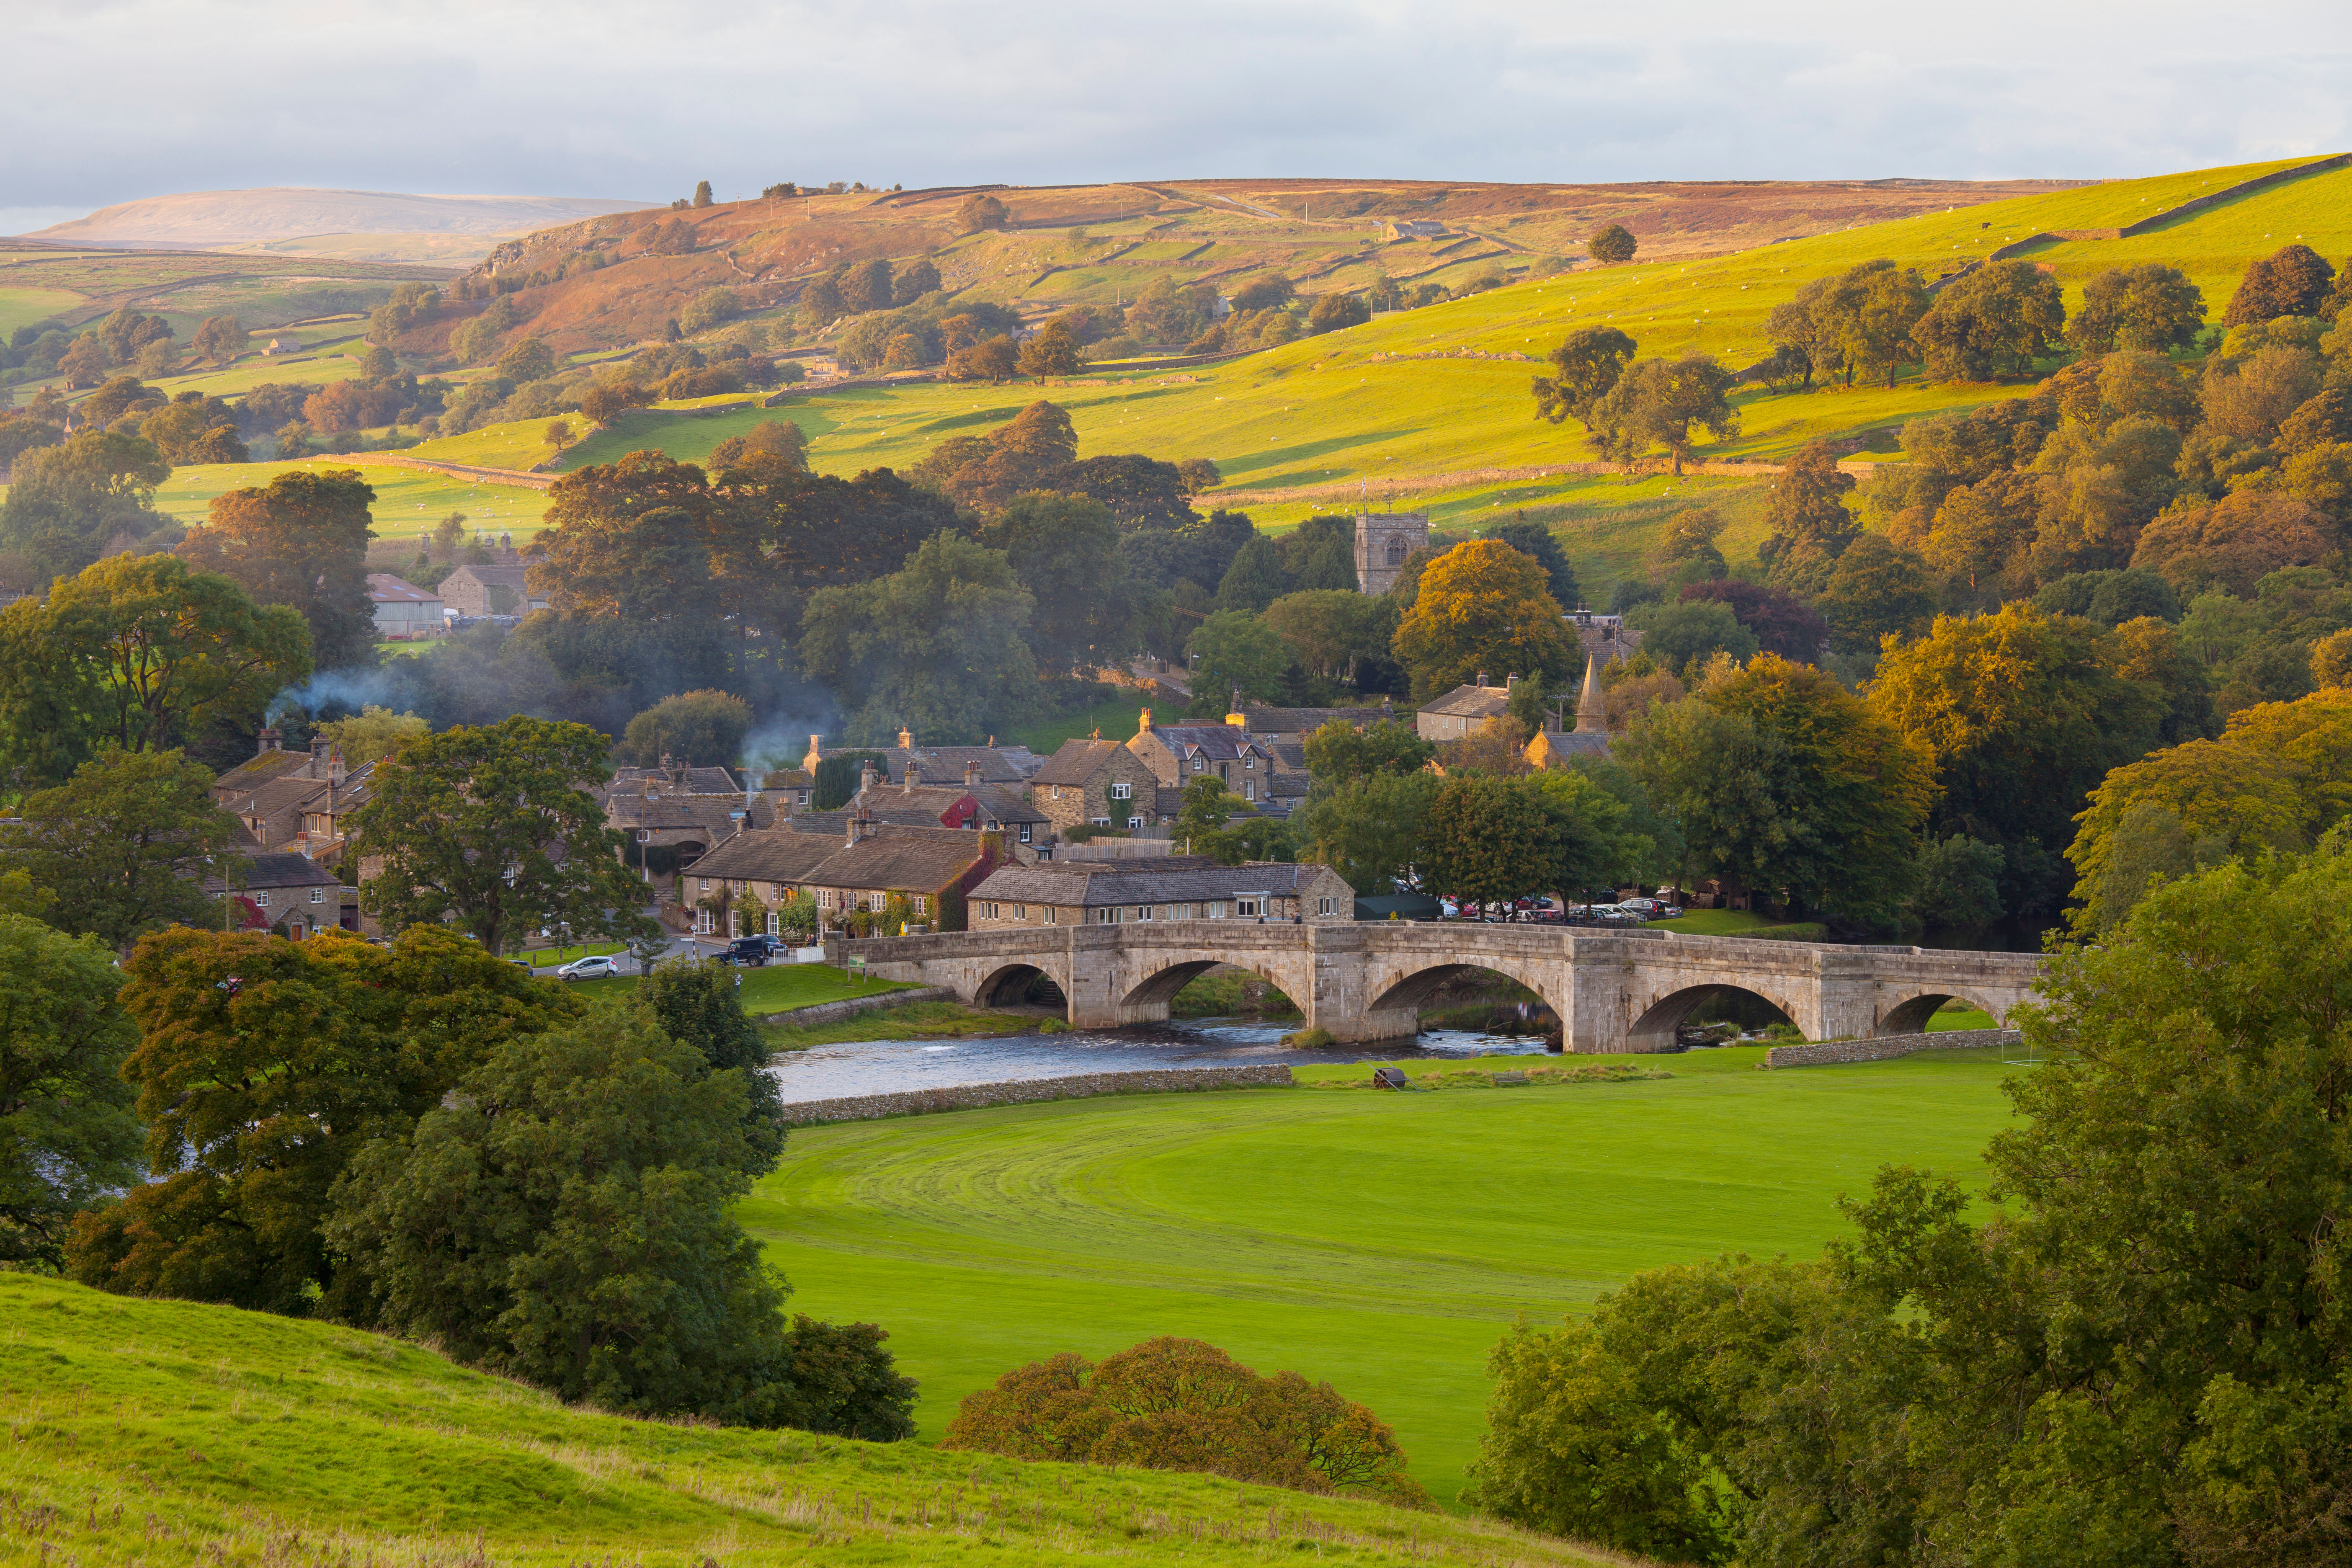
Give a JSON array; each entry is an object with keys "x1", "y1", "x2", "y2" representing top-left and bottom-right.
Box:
[{"x1": 764, "y1": 1017, "x2": 1556, "y2": 1104}]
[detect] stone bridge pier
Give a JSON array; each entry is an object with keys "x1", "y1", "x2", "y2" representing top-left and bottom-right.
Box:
[{"x1": 829, "y1": 924, "x2": 2044, "y2": 1052}]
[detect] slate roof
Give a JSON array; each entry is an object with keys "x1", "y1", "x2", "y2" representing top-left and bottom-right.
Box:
[
  {"x1": 1419, "y1": 683, "x2": 1514, "y2": 721},
  {"x1": 212, "y1": 747, "x2": 315, "y2": 794},
  {"x1": 606, "y1": 791, "x2": 770, "y2": 835},
  {"x1": 806, "y1": 827, "x2": 996, "y2": 894},
  {"x1": 971, "y1": 858, "x2": 1346, "y2": 907},
  {"x1": 1233, "y1": 705, "x2": 1393, "y2": 735},
  {"x1": 1142, "y1": 725, "x2": 1268, "y2": 763},
  {"x1": 808, "y1": 745, "x2": 1041, "y2": 784},
  {"x1": 686, "y1": 829, "x2": 850, "y2": 884},
  {"x1": 607, "y1": 765, "x2": 741, "y2": 797},
  {"x1": 200, "y1": 852, "x2": 343, "y2": 897},
  {"x1": 366, "y1": 573, "x2": 440, "y2": 606},
  {"x1": 1031, "y1": 738, "x2": 1128, "y2": 786}
]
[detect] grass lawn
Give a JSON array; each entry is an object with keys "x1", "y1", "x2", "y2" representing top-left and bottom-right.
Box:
[
  {"x1": 1645, "y1": 909, "x2": 1829, "y2": 942},
  {"x1": 740, "y1": 1044, "x2": 2021, "y2": 1508},
  {"x1": 0, "y1": 284, "x2": 85, "y2": 333},
  {"x1": 0, "y1": 1275, "x2": 1601, "y2": 1568},
  {"x1": 153, "y1": 455, "x2": 551, "y2": 534},
  {"x1": 562, "y1": 961, "x2": 916, "y2": 1018},
  {"x1": 1008, "y1": 690, "x2": 1155, "y2": 754},
  {"x1": 518, "y1": 937, "x2": 627, "y2": 964},
  {"x1": 763, "y1": 997, "x2": 1053, "y2": 1050},
  {"x1": 402, "y1": 416, "x2": 570, "y2": 472}
]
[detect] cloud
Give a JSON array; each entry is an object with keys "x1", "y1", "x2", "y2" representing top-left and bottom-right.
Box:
[{"x1": 5, "y1": 0, "x2": 2348, "y2": 214}]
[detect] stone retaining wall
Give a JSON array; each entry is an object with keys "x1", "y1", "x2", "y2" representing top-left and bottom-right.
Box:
[
  {"x1": 1768, "y1": 1028, "x2": 2019, "y2": 1068},
  {"x1": 762, "y1": 985, "x2": 949, "y2": 1028},
  {"x1": 778, "y1": 1065, "x2": 1294, "y2": 1123}
]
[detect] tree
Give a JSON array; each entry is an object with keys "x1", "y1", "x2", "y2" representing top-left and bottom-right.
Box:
[
  {"x1": 67, "y1": 925, "x2": 570, "y2": 1317},
  {"x1": 2067, "y1": 263, "x2": 2205, "y2": 354},
  {"x1": 0, "y1": 912, "x2": 140, "y2": 1269},
  {"x1": 1627, "y1": 598, "x2": 1757, "y2": 675},
  {"x1": 957, "y1": 193, "x2": 1009, "y2": 232},
  {"x1": 1186, "y1": 609, "x2": 1290, "y2": 705},
  {"x1": 1837, "y1": 261, "x2": 1929, "y2": 388},
  {"x1": 1912, "y1": 259, "x2": 2066, "y2": 381},
  {"x1": 943, "y1": 333, "x2": 1019, "y2": 381},
  {"x1": 1586, "y1": 356, "x2": 1739, "y2": 475},
  {"x1": 892, "y1": 257, "x2": 943, "y2": 304},
  {"x1": 0, "y1": 426, "x2": 173, "y2": 579},
  {"x1": 314, "y1": 705, "x2": 429, "y2": 766},
  {"x1": 1264, "y1": 591, "x2": 1398, "y2": 684},
  {"x1": 1676, "y1": 580, "x2": 1828, "y2": 661},
  {"x1": 1755, "y1": 439, "x2": 1860, "y2": 592},
  {"x1": 1625, "y1": 655, "x2": 1933, "y2": 923},
  {"x1": 709, "y1": 418, "x2": 810, "y2": 474},
  {"x1": 691, "y1": 179, "x2": 714, "y2": 208},
  {"x1": 797, "y1": 531, "x2": 1039, "y2": 745},
  {"x1": 349, "y1": 716, "x2": 660, "y2": 956},
  {"x1": 1174, "y1": 774, "x2": 1251, "y2": 843},
  {"x1": 191, "y1": 315, "x2": 246, "y2": 367},
  {"x1": 946, "y1": 1336, "x2": 1423, "y2": 1504},
  {"x1": 1300, "y1": 717, "x2": 1430, "y2": 784},
  {"x1": 1869, "y1": 604, "x2": 2167, "y2": 933},
  {"x1": 1421, "y1": 771, "x2": 1630, "y2": 908},
  {"x1": 633, "y1": 958, "x2": 786, "y2": 1167},
  {"x1": 57, "y1": 333, "x2": 110, "y2": 388},
  {"x1": 1487, "y1": 516, "x2": 1579, "y2": 609},
  {"x1": 1392, "y1": 541, "x2": 1575, "y2": 699},
  {"x1": 1306, "y1": 293, "x2": 1369, "y2": 335},
  {"x1": 1015, "y1": 318, "x2": 1082, "y2": 379},
  {"x1": 1532, "y1": 327, "x2": 1637, "y2": 431},
  {"x1": 1176, "y1": 457, "x2": 1221, "y2": 495},
  {"x1": 1816, "y1": 533, "x2": 1938, "y2": 653},
  {"x1": 678, "y1": 286, "x2": 740, "y2": 335},
  {"x1": 2133, "y1": 490, "x2": 2334, "y2": 598},
  {"x1": 0, "y1": 746, "x2": 235, "y2": 950},
  {"x1": 1587, "y1": 224, "x2": 1636, "y2": 264},
  {"x1": 619, "y1": 689, "x2": 752, "y2": 767},
  {"x1": 496, "y1": 336, "x2": 556, "y2": 384},
  {"x1": 0, "y1": 554, "x2": 312, "y2": 789},
  {"x1": 1908, "y1": 833, "x2": 2006, "y2": 945},
  {"x1": 176, "y1": 467, "x2": 378, "y2": 668},
  {"x1": 1213, "y1": 533, "x2": 1292, "y2": 612},
  {"x1": 2224, "y1": 242, "x2": 2336, "y2": 326},
  {"x1": 979, "y1": 492, "x2": 1144, "y2": 676}
]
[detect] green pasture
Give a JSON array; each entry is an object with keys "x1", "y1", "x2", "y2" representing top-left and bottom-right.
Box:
[
  {"x1": 0, "y1": 1275, "x2": 1601, "y2": 1568},
  {"x1": 0, "y1": 284, "x2": 85, "y2": 333},
  {"x1": 1008, "y1": 689, "x2": 1155, "y2": 753},
  {"x1": 153, "y1": 456, "x2": 551, "y2": 534},
  {"x1": 404, "y1": 415, "x2": 569, "y2": 472},
  {"x1": 742, "y1": 1045, "x2": 2019, "y2": 1507},
  {"x1": 563, "y1": 960, "x2": 915, "y2": 1018}
]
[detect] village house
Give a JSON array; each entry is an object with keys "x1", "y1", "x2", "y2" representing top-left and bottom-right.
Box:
[
  {"x1": 847, "y1": 759, "x2": 1049, "y2": 853},
  {"x1": 967, "y1": 856, "x2": 1355, "y2": 929},
  {"x1": 211, "y1": 732, "x2": 376, "y2": 860},
  {"x1": 1026, "y1": 735, "x2": 1163, "y2": 834},
  {"x1": 1127, "y1": 708, "x2": 1279, "y2": 806},
  {"x1": 438, "y1": 563, "x2": 547, "y2": 619},
  {"x1": 1415, "y1": 673, "x2": 1516, "y2": 741},
  {"x1": 686, "y1": 815, "x2": 1007, "y2": 934},
  {"x1": 200, "y1": 852, "x2": 351, "y2": 940},
  {"x1": 800, "y1": 728, "x2": 1044, "y2": 787},
  {"x1": 1223, "y1": 700, "x2": 1398, "y2": 750},
  {"x1": 366, "y1": 574, "x2": 443, "y2": 640},
  {"x1": 1522, "y1": 654, "x2": 1614, "y2": 769}
]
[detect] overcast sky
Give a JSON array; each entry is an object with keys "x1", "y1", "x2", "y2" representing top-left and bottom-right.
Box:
[{"x1": 5, "y1": 0, "x2": 2348, "y2": 230}]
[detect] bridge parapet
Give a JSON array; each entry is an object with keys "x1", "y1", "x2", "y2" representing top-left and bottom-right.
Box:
[{"x1": 826, "y1": 923, "x2": 2043, "y2": 1051}]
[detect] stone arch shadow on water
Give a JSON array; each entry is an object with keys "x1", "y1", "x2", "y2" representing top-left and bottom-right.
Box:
[
  {"x1": 1629, "y1": 984, "x2": 1800, "y2": 1049},
  {"x1": 1366, "y1": 962, "x2": 1566, "y2": 1034},
  {"x1": 974, "y1": 962, "x2": 1068, "y2": 1008},
  {"x1": 1118, "y1": 958, "x2": 1303, "y2": 1014}
]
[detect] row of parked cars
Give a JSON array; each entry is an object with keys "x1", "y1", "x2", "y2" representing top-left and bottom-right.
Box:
[{"x1": 1437, "y1": 894, "x2": 1685, "y2": 925}]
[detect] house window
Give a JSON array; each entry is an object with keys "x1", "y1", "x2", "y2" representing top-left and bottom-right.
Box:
[
  {"x1": 1013, "y1": 904, "x2": 1026, "y2": 920},
  {"x1": 982, "y1": 902, "x2": 999, "y2": 921},
  {"x1": 1052, "y1": 785, "x2": 1063, "y2": 800},
  {"x1": 1209, "y1": 900, "x2": 1226, "y2": 918},
  {"x1": 698, "y1": 877, "x2": 710, "y2": 892},
  {"x1": 695, "y1": 909, "x2": 712, "y2": 933},
  {"x1": 309, "y1": 887, "x2": 325, "y2": 903},
  {"x1": 1045, "y1": 906, "x2": 1057, "y2": 924},
  {"x1": 1110, "y1": 782, "x2": 1132, "y2": 799},
  {"x1": 254, "y1": 890, "x2": 271, "y2": 907},
  {"x1": 1243, "y1": 783, "x2": 1254, "y2": 802},
  {"x1": 766, "y1": 911, "x2": 780, "y2": 936},
  {"x1": 1317, "y1": 896, "x2": 1336, "y2": 916},
  {"x1": 915, "y1": 895, "x2": 928, "y2": 915},
  {"x1": 1137, "y1": 904, "x2": 1153, "y2": 921},
  {"x1": 1244, "y1": 757, "x2": 1254, "y2": 770},
  {"x1": 1238, "y1": 898, "x2": 1260, "y2": 916},
  {"x1": 818, "y1": 889, "x2": 833, "y2": 910},
  {"x1": 1018, "y1": 823, "x2": 1031, "y2": 843},
  {"x1": 1127, "y1": 815, "x2": 1145, "y2": 829},
  {"x1": 1191, "y1": 756, "x2": 1203, "y2": 771}
]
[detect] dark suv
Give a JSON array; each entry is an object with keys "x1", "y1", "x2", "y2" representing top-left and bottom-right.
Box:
[{"x1": 719, "y1": 936, "x2": 771, "y2": 966}]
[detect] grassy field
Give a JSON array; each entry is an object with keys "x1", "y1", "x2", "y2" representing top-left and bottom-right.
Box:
[
  {"x1": 0, "y1": 284, "x2": 85, "y2": 333},
  {"x1": 763, "y1": 997, "x2": 1053, "y2": 1049},
  {"x1": 0, "y1": 1273, "x2": 1608, "y2": 1568},
  {"x1": 742, "y1": 1045, "x2": 2019, "y2": 1508},
  {"x1": 152, "y1": 455, "x2": 552, "y2": 534},
  {"x1": 564, "y1": 960, "x2": 916, "y2": 1018},
  {"x1": 1010, "y1": 689, "x2": 1158, "y2": 753}
]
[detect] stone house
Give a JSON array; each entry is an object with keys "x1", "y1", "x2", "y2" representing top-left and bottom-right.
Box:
[
  {"x1": 1027, "y1": 736, "x2": 1163, "y2": 834},
  {"x1": 439, "y1": 563, "x2": 547, "y2": 619},
  {"x1": 848, "y1": 762, "x2": 1049, "y2": 853},
  {"x1": 685, "y1": 817, "x2": 1008, "y2": 934},
  {"x1": 1126, "y1": 708, "x2": 1279, "y2": 807},
  {"x1": 366, "y1": 574, "x2": 442, "y2": 639},
  {"x1": 211, "y1": 732, "x2": 376, "y2": 861},
  {"x1": 199, "y1": 852, "x2": 350, "y2": 939},
  {"x1": 967, "y1": 857, "x2": 1356, "y2": 929},
  {"x1": 1225, "y1": 701, "x2": 1397, "y2": 750},
  {"x1": 1415, "y1": 675, "x2": 1517, "y2": 741},
  {"x1": 799, "y1": 728, "x2": 1043, "y2": 787}
]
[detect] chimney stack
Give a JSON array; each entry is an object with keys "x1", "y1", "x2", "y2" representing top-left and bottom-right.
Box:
[
  {"x1": 859, "y1": 762, "x2": 879, "y2": 795},
  {"x1": 805, "y1": 732, "x2": 823, "y2": 771},
  {"x1": 964, "y1": 760, "x2": 981, "y2": 787},
  {"x1": 1475, "y1": 671, "x2": 1489, "y2": 688},
  {"x1": 897, "y1": 725, "x2": 913, "y2": 749},
  {"x1": 1138, "y1": 706, "x2": 1153, "y2": 732},
  {"x1": 309, "y1": 738, "x2": 330, "y2": 779},
  {"x1": 904, "y1": 761, "x2": 920, "y2": 792},
  {"x1": 258, "y1": 727, "x2": 281, "y2": 753}
]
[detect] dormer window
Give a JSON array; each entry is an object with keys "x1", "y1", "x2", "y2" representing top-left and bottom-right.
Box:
[{"x1": 1192, "y1": 756, "x2": 1204, "y2": 771}]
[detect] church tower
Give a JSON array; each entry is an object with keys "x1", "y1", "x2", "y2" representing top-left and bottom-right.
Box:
[{"x1": 1353, "y1": 511, "x2": 1430, "y2": 596}]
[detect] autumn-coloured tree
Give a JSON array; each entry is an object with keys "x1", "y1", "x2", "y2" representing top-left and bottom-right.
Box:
[
  {"x1": 1587, "y1": 224, "x2": 1636, "y2": 263},
  {"x1": 179, "y1": 468, "x2": 378, "y2": 667},
  {"x1": 2223, "y1": 243, "x2": 2336, "y2": 326},
  {"x1": 1391, "y1": 540, "x2": 1576, "y2": 699}
]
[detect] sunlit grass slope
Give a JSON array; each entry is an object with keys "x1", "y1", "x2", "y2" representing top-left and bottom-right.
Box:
[
  {"x1": 0, "y1": 1274, "x2": 1610, "y2": 1568},
  {"x1": 621, "y1": 158, "x2": 2348, "y2": 524},
  {"x1": 742, "y1": 1047, "x2": 2017, "y2": 1509},
  {"x1": 153, "y1": 456, "x2": 552, "y2": 535}
]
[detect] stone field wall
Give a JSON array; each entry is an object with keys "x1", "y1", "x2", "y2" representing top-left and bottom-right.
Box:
[
  {"x1": 1767, "y1": 1028, "x2": 2019, "y2": 1068},
  {"x1": 777, "y1": 1064, "x2": 1295, "y2": 1123}
]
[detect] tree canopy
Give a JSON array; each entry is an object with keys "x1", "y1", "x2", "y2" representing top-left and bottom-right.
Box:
[{"x1": 1391, "y1": 541, "x2": 1574, "y2": 699}]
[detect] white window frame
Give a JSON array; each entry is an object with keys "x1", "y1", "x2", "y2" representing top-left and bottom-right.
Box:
[
  {"x1": 254, "y1": 890, "x2": 271, "y2": 907},
  {"x1": 1127, "y1": 815, "x2": 1146, "y2": 829},
  {"x1": 766, "y1": 910, "x2": 780, "y2": 936},
  {"x1": 1209, "y1": 900, "x2": 1226, "y2": 918},
  {"x1": 915, "y1": 895, "x2": 929, "y2": 915},
  {"x1": 1013, "y1": 903, "x2": 1026, "y2": 920},
  {"x1": 1137, "y1": 904, "x2": 1153, "y2": 921},
  {"x1": 1237, "y1": 898, "x2": 1259, "y2": 917},
  {"x1": 1317, "y1": 896, "x2": 1336, "y2": 915},
  {"x1": 1110, "y1": 782, "x2": 1132, "y2": 800},
  {"x1": 309, "y1": 887, "x2": 325, "y2": 904},
  {"x1": 1243, "y1": 783, "x2": 1254, "y2": 802},
  {"x1": 1191, "y1": 756, "x2": 1204, "y2": 771},
  {"x1": 1045, "y1": 905, "x2": 1058, "y2": 924},
  {"x1": 1018, "y1": 823, "x2": 1031, "y2": 843}
]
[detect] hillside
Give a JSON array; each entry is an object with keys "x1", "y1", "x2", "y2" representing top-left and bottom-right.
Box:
[
  {"x1": 464, "y1": 175, "x2": 2084, "y2": 355},
  {"x1": 0, "y1": 245, "x2": 452, "y2": 339},
  {"x1": 25, "y1": 188, "x2": 651, "y2": 262},
  {"x1": 0, "y1": 1274, "x2": 1613, "y2": 1567}
]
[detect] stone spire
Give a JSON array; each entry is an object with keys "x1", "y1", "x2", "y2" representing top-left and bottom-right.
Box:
[{"x1": 1574, "y1": 650, "x2": 1607, "y2": 735}]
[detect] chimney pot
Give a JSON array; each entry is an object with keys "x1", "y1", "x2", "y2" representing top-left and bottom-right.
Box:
[
  {"x1": 1138, "y1": 705, "x2": 1153, "y2": 732},
  {"x1": 965, "y1": 761, "x2": 981, "y2": 787},
  {"x1": 1476, "y1": 671, "x2": 1488, "y2": 687},
  {"x1": 259, "y1": 727, "x2": 281, "y2": 753},
  {"x1": 309, "y1": 738, "x2": 329, "y2": 779},
  {"x1": 904, "y1": 762, "x2": 920, "y2": 792}
]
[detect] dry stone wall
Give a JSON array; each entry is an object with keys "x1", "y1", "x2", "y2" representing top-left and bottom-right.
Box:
[
  {"x1": 1767, "y1": 1028, "x2": 2018, "y2": 1068},
  {"x1": 763, "y1": 985, "x2": 949, "y2": 1029},
  {"x1": 777, "y1": 1064, "x2": 1294, "y2": 1123}
]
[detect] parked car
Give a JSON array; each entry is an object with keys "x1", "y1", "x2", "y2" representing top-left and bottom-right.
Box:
[
  {"x1": 554, "y1": 954, "x2": 620, "y2": 980},
  {"x1": 718, "y1": 936, "x2": 770, "y2": 967}
]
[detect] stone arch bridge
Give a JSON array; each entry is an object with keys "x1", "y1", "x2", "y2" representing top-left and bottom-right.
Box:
[{"x1": 830, "y1": 923, "x2": 2043, "y2": 1051}]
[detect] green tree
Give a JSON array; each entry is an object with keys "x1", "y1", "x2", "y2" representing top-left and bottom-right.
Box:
[
  {"x1": 1175, "y1": 774, "x2": 1252, "y2": 843},
  {"x1": 1587, "y1": 224, "x2": 1636, "y2": 264},
  {"x1": 0, "y1": 553, "x2": 312, "y2": 789},
  {"x1": 893, "y1": 257, "x2": 943, "y2": 304},
  {"x1": 797, "y1": 530, "x2": 1039, "y2": 745},
  {"x1": 2223, "y1": 242, "x2": 2336, "y2": 325},
  {"x1": 1586, "y1": 356, "x2": 1739, "y2": 475},
  {"x1": 1213, "y1": 532, "x2": 1292, "y2": 611},
  {"x1": 633, "y1": 958, "x2": 786, "y2": 1168},
  {"x1": 1831, "y1": 260, "x2": 1929, "y2": 388},
  {"x1": 1186, "y1": 609, "x2": 1290, "y2": 705},
  {"x1": 57, "y1": 333, "x2": 110, "y2": 388},
  {"x1": 1, "y1": 746, "x2": 235, "y2": 950},
  {"x1": 1487, "y1": 516, "x2": 1580, "y2": 609},
  {"x1": 1816, "y1": 533, "x2": 1938, "y2": 653},
  {"x1": 1301, "y1": 717, "x2": 1432, "y2": 783},
  {"x1": 0, "y1": 426, "x2": 173, "y2": 580},
  {"x1": 1292, "y1": 769, "x2": 1437, "y2": 895},
  {"x1": 1756, "y1": 439, "x2": 1860, "y2": 593},
  {"x1": 1391, "y1": 541, "x2": 1575, "y2": 699},
  {"x1": 957, "y1": 194, "x2": 1010, "y2": 232},
  {"x1": 1421, "y1": 771, "x2": 1629, "y2": 908},
  {"x1": 67, "y1": 925, "x2": 571, "y2": 1317},
  {"x1": 349, "y1": 716, "x2": 660, "y2": 956},
  {"x1": 326, "y1": 1006, "x2": 915, "y2": 1434},
  {"x1": 2067, "y1": 263, "x2": 2206, "y2": 354},
  {"x1": 0, "y1": 912, "x2": 140, "y2": 1269},
  {"x1": 978, "y1": 492, "x2": 1144, "y2": 676},
  {"x1": 691, "y1": 180, "x2": 714, "y2": 208},
  {"x1": 176, "y1": 467, "x2": 379, "y2": 668},
  {"x1": 1908, "y1": 833, "x2": 2006, "y2": 945},
  {"x1": 678, "y1": 286, "x2": 741, "y2": 334},
  {"x1": 1015, "y1": 319, "x2": 1083, "y2": 378},
  {"x1": 497, "y1": 336, "x2": 557, "y2": 384},
  {"x1": 1532, "y1": 326, "x2": 1637, "y2": 431},
  {"x1": 1264, "y1": 591, "x2": 1400, "y2": 685},
  {"x1": 1912, "y1": 258, "x2": 2066, "y2": 381},
  {"x1": 619, "y1": 688, "x2": 753, "y2": 766},
  {"x1": 191, "y1": 315, "x2": 246, "y2": 366},
  {"x1": 1624, "y1": 599, "x2": 1757, "y2": 674},
  {"x1": 314, "y1": 705, "x2": 429, "y2": 766},
  {"x1": 1306, "y1": 293, "x2": 1370, "y2": 334}
]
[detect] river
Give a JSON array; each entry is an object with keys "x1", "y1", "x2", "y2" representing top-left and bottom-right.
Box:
[{"x1": 763, "y1": 1017, "x2": 1556, "y2": 1103}]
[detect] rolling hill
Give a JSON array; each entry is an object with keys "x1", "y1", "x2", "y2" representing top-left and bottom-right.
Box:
[{"x1": 24, "y1": 187, "x2": 653, "y2": 263}]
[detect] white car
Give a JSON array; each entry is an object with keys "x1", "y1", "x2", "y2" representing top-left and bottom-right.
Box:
[{"x1": 554, "y1": 954, "x2": 619, "y2": 980}]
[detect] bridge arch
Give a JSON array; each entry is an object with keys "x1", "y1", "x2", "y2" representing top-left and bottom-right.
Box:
[
  {"x1": 1628, "y1": 983, "x2": 1808, "y2": 1050},
  {"x1": 1365, "y1": 958, "x2": 1568, "y2": 1035},
  {"x1": 1118, "y1": 955, "x2": 1308, "y2": 1013},
  {"x1": 1877, "y1": 988, "x2": 2011, "y2": 1034},
  {"x1": 974, "y1": 960, "x2": 1069, "y2": 1008}
]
